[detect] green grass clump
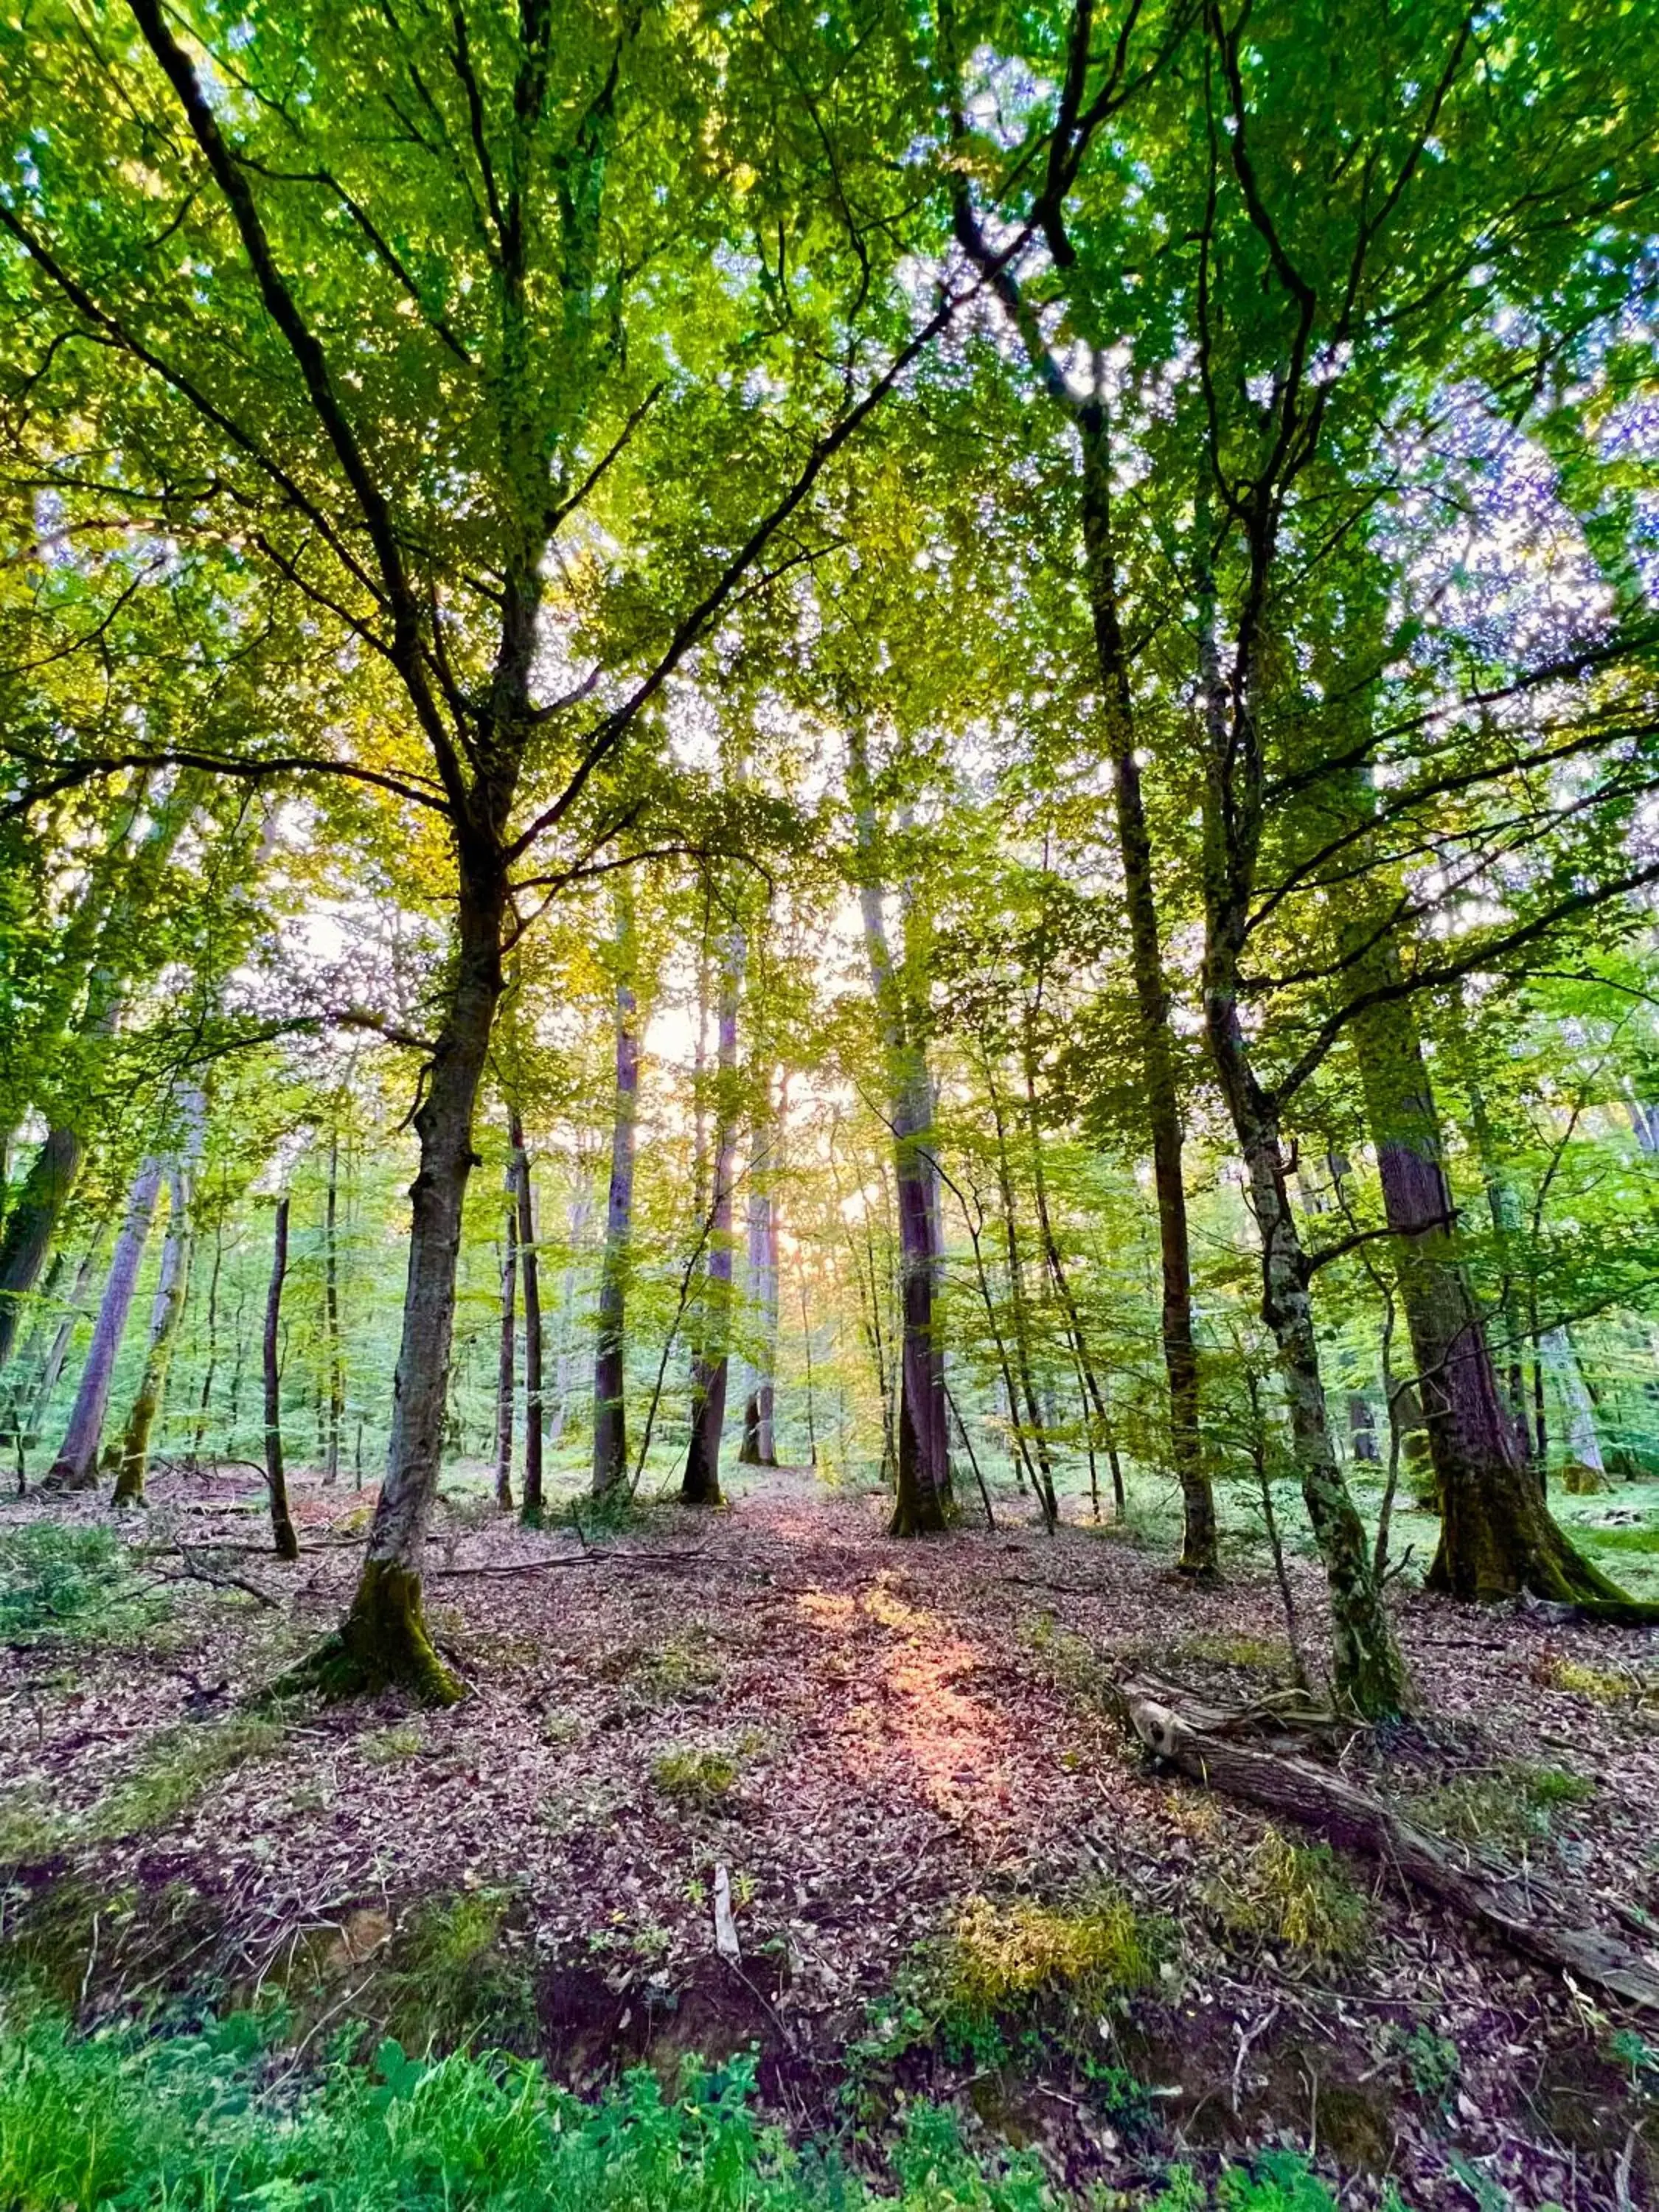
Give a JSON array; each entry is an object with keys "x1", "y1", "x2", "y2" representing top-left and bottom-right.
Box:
[
  {"x1": 0, "y1": 1524, "x2": 163, "y2": 1647},
  {"x1": 947, "y1": 1891, "x2": 1156, "y2": 2012},
  {"x1": 0, "y1": 1786, "x2": 70, "y2": 1868},
  {"x1": 381, "y1": 1891, "x2": 535, "y2": 2054},
  {"x1": 1582, "y1": 1524, "x2": 1659, "y2": 1556},
  {"x1": 653, "y1": 1748, "x2": 740, "y2": 1804},
  {"x1": 0, "y1": 2007, "x2": 1060, "y2": 2211},
  {"x1": 1136, "y1": 2152, "x2": 1344, "y2": 2210},
  {"x1": 1204, "y1": 1827, "x2": 1368, "y2": 1961},
  {"x1": 90, "y1": 1715, "x2": 286, "y2": 1840},
  {"x1": 1406, "y1": 1763, "x2": 1592, "y2": 1854}
]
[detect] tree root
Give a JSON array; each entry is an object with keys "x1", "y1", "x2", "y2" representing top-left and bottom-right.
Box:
[
  {"x1": 274, "y1": 1558, "x2": 464, "y2": 1706},
  {"x1": 1113, "y1": 1673, "x2": 1659, "y2": 2016}
]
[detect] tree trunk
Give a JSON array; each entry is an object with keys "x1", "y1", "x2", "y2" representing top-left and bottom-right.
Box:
[
  {"x1": 263, "y1": 1193, "x2": 299, "y2": 1561},
  {"x1": 0, "y1": 776, "x2": 201, "y2": 1370},
  {"x1": 1206, "y1": 989, "x2": 1411, "y2": 1717},
  {"x1": 191, "y1": 1213, "x2": 223, "y2": 1458},
  {"x1": 493, "y1": 1176, "x2": 518, "y2": 1511},
  {"x1": 43, "y1": 1157, "x2": 164, "y2": 1490},
  {"x1": 739, "y1": 1073, "x2": 780, "y2": 1468},
  {"x1": 1078, "y1": 411, "x2": 1216, "y2": 1576},
  {"x1": 847, "y1": 727, "x2": 950, "y2": 1534},
  {"x1": 682, "y1": 914, "x2": 745, "y2": 1505},
  {"x1": 1348, "y1": 950, "x2": 1640, "y2": 1612},
  {"x1": 0, "y1": 1127, "x2": 85, "y2": 1376},
  {"x1": 307, "y1": 849, "x2": 506, "y2": 1701},
  {"x1": 1540, "y1": 1326, "x2": 1608, "y2": 1492},
  {"x1": 324, "y1": 1133, "x2": 344, "y2": 1483},
  {"x1": 511, "y1": 1107, "x2": 545, "y2": 1520},
  {"x1": 110, "y1": 1167, "x2": 192, "y2": 1503},
  {"x1": 592, "y1": 883, "x2": 639, "y2": 1495},
  {"x1": 986, "y1": 1055, "x2": 1057, "y2": 1526}
]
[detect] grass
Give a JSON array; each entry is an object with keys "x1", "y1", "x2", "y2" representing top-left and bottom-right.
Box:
[
  {"x1": 0, "y1": 1523, "x2": 164, "y2": 1647},
  {"x1": 0, "y1": 2006, "x2": 1059, "y2": 2211},
  {"x1": 652, "y1": 1747, "x2": 742, "y2": 1804},
  {"x1": 1203, "y1": 1826, "x2": 1369, "y2": 1961},
  {"x1": 0, "y1": 2001, "x2": 1357, "y2": 2211},
  {"x1": 947, "y1": 1891, "x2": 1158, "y2": 2012},
  {"x1": 89, "y1": 1714, "x2": 287, "y2": 1840},
  {"x1": 379, "y1": 1891, "x2": 536, "y2": 2055},
  {"x1": 1405, "y1": 1762, "x2": 1593, "y2": 1854}
]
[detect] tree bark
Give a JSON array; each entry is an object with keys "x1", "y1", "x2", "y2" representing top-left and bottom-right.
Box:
[
  {"x1": 324, "y1": 1133, "x2": 344, "y2": 1482},
  {"x1": 682, "y1": 912, "x2": 745, "y2": 1505},
  {"x1": 739, "y1": 1072, "x2": 780, "y2": 1467},
  {"x1": 1207, "y1": 987, "x2": 1409, "y2": 1716},
  {"x1": 1540, "y1": 1325, "x2": 1607, "y2": 1492},
  {"x1": 1348, "y1": 949, "x2": 1641, "y2": 1612},
  {"x1": 110, "y1": 1167, "x2": 192, "y2": 1503},
  {"x1": 986, "y1": 1054, "x2": 1058, "y2": 1526},
  {"x1": 43, "y1": 1156, "x2": 164, "y2": 1491},
  {"x1": 493, "y1": 1173, "x2": 518, "y2": 1511},
  {"x1": 1078, "y1": 411, "x2": 1216, "y2": 1576},
  {"x1": 263, "y1": 1193, "x2": 299, "y2": 1561},
  {"x1": 310, "y1": 846, "x2": 507, "y2": 1701},
  {"x1": 847, "y1": 726, "x2": 950, "y2": 1534},
  {"x1": 511, "y1": 1107, "x2": 545, "y2": 1519},
  {"x1": 592, "y1": 882, "x2": 639, "y2": 1495}
]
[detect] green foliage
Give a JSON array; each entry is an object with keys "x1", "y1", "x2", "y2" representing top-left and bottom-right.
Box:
[
  {"x1": 0, "y1": 1524, "x2": 161, "y2": 1646},
  {"x1": 380, "y1": 1892, "x2": 535, "y2": 2057},
  {"x1": 1396, "y1": 2024, "x2": 1461, "y2": 2104},
  {"x1": 1134, "y1": 2153, "x2": 1340, "y2": 2211},
  {"x1": 1203, "y1": 1829, "x2": 1369, "y2": 1962},
  {"x1": 0, "y1": 2008, "x2": 1062, "y2": 2211}
]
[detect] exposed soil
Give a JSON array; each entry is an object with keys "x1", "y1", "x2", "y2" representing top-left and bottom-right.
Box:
[{"x1": 3, "y1": 1460, "x2": 1657, "y2": 2206}]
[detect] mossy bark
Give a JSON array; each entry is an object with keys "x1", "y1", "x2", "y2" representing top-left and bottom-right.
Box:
[
  {"x1": 1349, "y1": 948, "x2": 1651, "y2": 1617},
  {"x1": 285, "y1": 1557, "x2": 463, "y2": 1705},
  {"x1": 111, "y1": 1165, "x2": 193, "y2": 1505}
]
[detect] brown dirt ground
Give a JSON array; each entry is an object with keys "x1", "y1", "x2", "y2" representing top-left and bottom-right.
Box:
[{"x1": 2, "y1": 1459, "x2": 1657, "y2": 2207}]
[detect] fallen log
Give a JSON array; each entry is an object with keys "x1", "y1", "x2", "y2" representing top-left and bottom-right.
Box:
[{"x1": 1116, "y1": 1674, "x2": 1659, "y2": 2016}]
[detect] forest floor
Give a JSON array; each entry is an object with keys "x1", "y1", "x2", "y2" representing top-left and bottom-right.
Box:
[{"x1": 2, "y1": 1459, "x2": 1659, "y2": 2208}]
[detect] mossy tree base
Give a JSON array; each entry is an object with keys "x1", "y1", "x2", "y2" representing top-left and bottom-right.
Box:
[
  {"x1": 1428, "y1": 1464, "x2": 1659, "y2": 1624},
  {"x1": 278, "y1": 1559, "x2": 465, "y2": 1705},
  {"x1": 888, "y1": 1484, "x2": 951, "y2": 1537}
]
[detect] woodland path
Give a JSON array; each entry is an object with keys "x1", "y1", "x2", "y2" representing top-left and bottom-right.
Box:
[{"x1": 2, "y1": 1461, "x2": 1658, "y2": 2204}]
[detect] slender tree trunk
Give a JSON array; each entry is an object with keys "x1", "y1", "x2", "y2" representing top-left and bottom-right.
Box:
[
  {"x1": 512, "y1": 1107, "x2": 545, "y2": 1520},
  {"x1": 986, "y1": 1057, "x2": 1057, "y2": 1527},
  {"x1": 847, "y1": 727, "x2": 950, "y2": 1533},
  {"x1": 1078, "y1": 411, "x2": 1215, "y2": 1576},
  {"x1": 192, "y1": 1214, "x2": 224, "y2": 1459},
  {"x1": 682, "y1": 914, "x2": 745, "y2": 1505},
  {"x1": 591, "y1": 891, "x2": 639, "y2": 1495},
  {"x1": 740, "y1": 1072, "x2": 780, "y2": 1467},
  {"x1": 1540, "y1": 1326, "x2": 1607, "y2": 1492},
  {"x1": 493, "y1": 1177, "x2": 518, "y2": 1510},
  {"x1": 324, "y1": 1133, "x2": 344, "y2": 1483},
  {"x1": 0, "y1": 778, "x2": 200, "y2": 1369},
  {"x1": 111, "y1": 1167, "x2": 192, "y2": 1503},
  {"x1": 43, "y1": 1157, "x2": 164, "y2": 1490},
  {"x1": 1206, "y1": 992, "x2": 1410, "y2": 1716},
  {"x1": 263, "y1": 1194, "x2": 299, "y2": 1561}
]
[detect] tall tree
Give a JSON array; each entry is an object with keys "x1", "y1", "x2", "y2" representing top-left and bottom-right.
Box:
[
  {"x1": 591, "y1": 880, "x2": 640, "y2": 1495},
  {"x1": 43, "y1": 1154, "x2": 163, "y2": 1492}
]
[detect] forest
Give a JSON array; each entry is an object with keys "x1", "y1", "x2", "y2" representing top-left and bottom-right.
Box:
[{"x1": 1, "y1": 0, "x2": 1658, "y2": 2201}]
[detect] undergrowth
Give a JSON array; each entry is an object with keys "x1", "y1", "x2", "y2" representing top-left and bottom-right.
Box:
[
  {"x1": 89, "y1": 1716, "x2": 287, "y2": 1840},
  {"x1": 1405, "y1": 1763, "x2": 1593, "y2": 1854},
  {"x1": 0, "y1": 2006, "x2": 1053, "y2": 2211},
  {"x1": 0, "y1": 2003, "x2": 1355, "y2": 2211},
  {"x1": 0, "y1": 1524, "x2": 164, "y2": 1647},
  {"x1": 1203, "y1": 1826, "x2": 1368, "y2": 1961}
]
